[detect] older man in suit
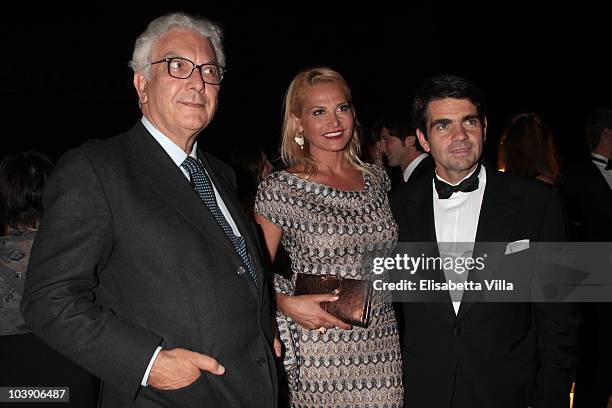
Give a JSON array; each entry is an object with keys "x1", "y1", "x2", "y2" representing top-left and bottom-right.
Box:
[
  {"x1": 22, "y1": 12, "x2": 277, "y2": 408},
  {"x1": 390, "y1": 74, "x2": 579, "y2": 408}
]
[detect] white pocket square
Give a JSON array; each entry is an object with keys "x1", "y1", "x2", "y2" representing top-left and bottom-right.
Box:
[{"x1": 504, "y1": 239, "x2": 530, "y2": 255}]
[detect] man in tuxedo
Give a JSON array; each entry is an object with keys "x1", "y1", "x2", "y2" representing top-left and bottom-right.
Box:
[
  {"x1": 21, "y1": 12, "x2": 277, "y2": 408},
  {"x1": 562, "y1": 109, "x2": 612, "y2": 407},
  {"x1": 378, "y1": 113, "x2": 435, "y2": 184},
  {"x1": 390, "y1": 74, "x2": 579, "y2": 408},
  {"x1": 563, "y1": 108, "x2": 612, "y2": 242}
]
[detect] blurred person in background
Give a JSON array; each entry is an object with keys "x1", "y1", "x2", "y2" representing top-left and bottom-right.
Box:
[
  {"x1": 1, "y1": 151, "x2": 99, "y2": 407},
  {"x1": 561, "y1": 108, "x2": 612, "y2": 408},
  {"x1": 498, "y1": 112, "x2": 560, "y2": 185},
  {"x1": 230, "y1": 147, "x2": 274, "y2": 217},
  {"x1": 377, "y1": 112, "x2": 434, "y2": 185}
]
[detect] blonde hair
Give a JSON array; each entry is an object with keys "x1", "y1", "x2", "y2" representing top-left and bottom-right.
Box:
[{"x1": 280, "y1": 67, "x2": 368, "y2": 175}]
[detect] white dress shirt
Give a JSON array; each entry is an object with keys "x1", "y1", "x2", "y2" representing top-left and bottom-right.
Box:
[
  {"x1": 433, "y1": 166, "x2": 487, "y2": 314},
  {"x1": 403, "y1": 153, "x2": 430, "y2": 182},
  {"x1": 591, "y1": 153, "x2": 612, "y2": 189},
  {"x1": 139, "y1": 116, "x2": 242, "y2": 386}
]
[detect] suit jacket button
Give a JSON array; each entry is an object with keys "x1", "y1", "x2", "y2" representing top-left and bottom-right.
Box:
[
  {"x1": 256, "y1": 357, "x2": 266, "y2": 367},
  {"x1": 453, "y1": 327, "x2": 462, "y2": 336},
  {"x1": 237, "y1": 266, "x2": 246, "y2": 275}
]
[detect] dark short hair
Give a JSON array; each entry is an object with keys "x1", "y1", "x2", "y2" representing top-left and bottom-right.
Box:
[
  {"x1": 586, "y1": 108, "x2": 612, "y2": 149},
  {"x1": 376, "y1": 114, "x2": 424, "y2": 152},
  {"x1": 378, "y1": 114, "x2": 415, "y2": 141},
  {"x1": 0, "y1": 151, "x2": 55, "y2": 230},
  {"x1": 411, "y1": 74, "x2": 487, "y2": 139}
]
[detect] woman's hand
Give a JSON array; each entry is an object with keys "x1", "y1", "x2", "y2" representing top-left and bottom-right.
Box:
[
  {"x1": 272, "y1": 320, "x2": 282, "y2": 358},
  {"x1": 276, "y1": 293, "x2": 352, "y2": 331}
]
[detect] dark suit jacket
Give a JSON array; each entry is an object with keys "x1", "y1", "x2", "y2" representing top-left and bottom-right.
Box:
[
  {"x1": 22, "y1": 122, "x2": 277, "y2": 408},
  {"x1": 389, "y1": 165, "x2": 579, "y2": 408},
  {"x1": 561, "y1": 158, "x2": 612, "y2": 242},
  {"x1": 560, "y1": 159, "x2": 612, "y2": 407},
  {"x1": 406, "y1": 154, "x2": 435, "y2": 182}
]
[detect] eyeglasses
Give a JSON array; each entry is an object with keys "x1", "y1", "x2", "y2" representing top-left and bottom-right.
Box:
[{"x1": 150, "y1": 57, "x2": 226, "y2": 85}]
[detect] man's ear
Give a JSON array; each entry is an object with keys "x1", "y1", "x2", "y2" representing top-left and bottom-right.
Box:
[
  {"x1": 134, "y1": 72, "x2": 148, "y2": 105},
  {"x1": 483, "y1": 117, "x2": 488, "y2": 143},
  {"x1": 404, "y1": 135, "x2": 418, "y2": 149},
  {"x1": 416, "y1": 129, "x2": 430, "y2": 153}
]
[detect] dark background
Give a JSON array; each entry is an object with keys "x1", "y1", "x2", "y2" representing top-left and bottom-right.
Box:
[{"x1": 2, "y1": 5, "x2": 610, "y2": 167}]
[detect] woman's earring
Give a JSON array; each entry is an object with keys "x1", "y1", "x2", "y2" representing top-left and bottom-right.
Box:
[{"x1": 294, "y1": 132, "x2": 305, "y2": 149}]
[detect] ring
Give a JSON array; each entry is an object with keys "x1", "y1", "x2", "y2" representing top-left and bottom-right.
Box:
[{"x1": 317, "y1": 326, "x2": 327, "y2": 334}]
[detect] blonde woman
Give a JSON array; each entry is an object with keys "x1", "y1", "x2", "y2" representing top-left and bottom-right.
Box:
[{"x1": 255, "y1": 67, "x2": 403, "y2": 407}]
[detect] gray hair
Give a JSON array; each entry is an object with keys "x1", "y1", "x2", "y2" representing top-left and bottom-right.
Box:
[{"x1": 129, "y1": 12, "x2": 225, "y2": 79}]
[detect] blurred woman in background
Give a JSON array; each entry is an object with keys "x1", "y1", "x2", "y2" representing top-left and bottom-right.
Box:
[
  {"x1": 498, "y1": 112, "x2": 560, "y2": 185},
  {"x1": 0, "y1": 151, "x2": 99, "y2": 407}
]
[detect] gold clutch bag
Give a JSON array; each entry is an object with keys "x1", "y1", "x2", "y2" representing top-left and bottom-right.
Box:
[{"x1": 294, "y1": 273, "x2": 373, "y2": 328}]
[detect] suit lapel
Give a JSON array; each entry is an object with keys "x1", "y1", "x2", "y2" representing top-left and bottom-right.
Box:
[
  {"x1": 457, "y1": 167, "x2": 523, "y2": 319},
  {"x1": 126, "y1": 123, "x2": 259, "y2": 297},
  {"x1": 411, "y1": 155, "x2": 434, "y2": 181},
  {"x1": 588, "y1": 161, "x2": 612, "y2": 201},
  {"x1": 407, "y1": 173, "x2": 456, "y2": 318},
  {"x1": 127, "y1": 124, "x2": 232, "y2": 246}
]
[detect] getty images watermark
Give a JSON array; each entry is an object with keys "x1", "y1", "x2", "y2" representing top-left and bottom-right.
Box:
[
  {"x1": 365, "y1": 242, "x2": 612, "y2": 302},
  {"x1": 370, "y1": 253, "x2": 513, "y2": 292}
]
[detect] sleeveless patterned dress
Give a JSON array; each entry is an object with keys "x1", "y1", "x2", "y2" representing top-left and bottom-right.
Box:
[{"x1": 254, "y1": 163, "x2": 403, "y2": 407}]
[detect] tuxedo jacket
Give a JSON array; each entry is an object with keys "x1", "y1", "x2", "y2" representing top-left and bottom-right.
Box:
[
  {"x1": 561, "y1": 161, "x2": 612, "y2": 406},
  {"x1": 22, "y1": 122, "x2": 277, "y2": 408},
  {"x1": 406, "y1": 154, "x2": 435, "y2": 182},
  {"x1": 389, "y1": 165, "x2": 579, "y2": 408}
]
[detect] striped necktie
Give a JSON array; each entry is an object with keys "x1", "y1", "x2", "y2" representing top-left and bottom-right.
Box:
[{"x1": 181, "y1": 156, "x2": 258, "y2": 285}]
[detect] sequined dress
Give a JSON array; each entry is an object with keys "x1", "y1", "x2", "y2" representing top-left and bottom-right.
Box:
[{"x1": 254, "y1": 163, "x2": 403, "y2": 408}]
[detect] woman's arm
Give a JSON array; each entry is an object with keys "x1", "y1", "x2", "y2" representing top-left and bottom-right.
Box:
[
  {"x1": 254, "y1": 214, "x2": 283, "y2": 262},
  {"x1": 254, "y1": 214, "x2": 350, "y2": 331}
]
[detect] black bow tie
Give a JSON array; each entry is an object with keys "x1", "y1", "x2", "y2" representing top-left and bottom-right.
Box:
[
  {"x1": 591, "y1": 155, "x2": 612, "y2": 170},
  {"x1": 434, "y1": 164, "x2": 481, "y2": 199}
]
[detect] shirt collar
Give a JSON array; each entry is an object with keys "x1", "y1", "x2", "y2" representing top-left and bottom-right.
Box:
[
  {"x1": 403, "y1": 153, "x2": 429, "y2": 182},
  {"x1": 432, "y1": 165, "x2": 487, "y2": 202},
  {"x1": 435, "y1": 163, "x2": 481, "y2": 186},
  {"x1": 141, "y1": 116, "x2": 198, "y2": 166},
  {"x1": 592, "y1": 152, "x2": 608, "y2": 163}
]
